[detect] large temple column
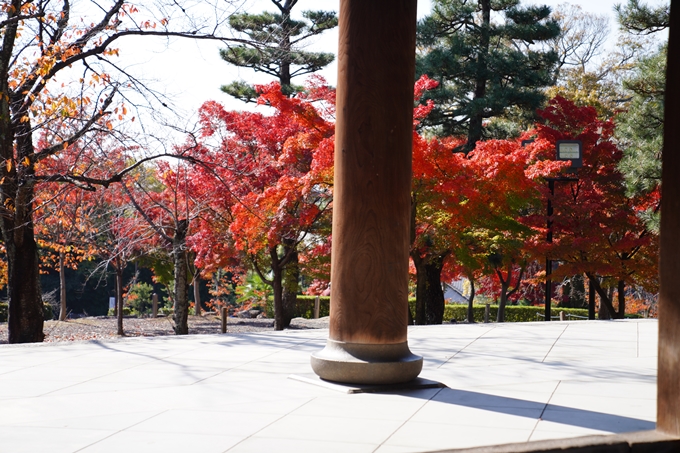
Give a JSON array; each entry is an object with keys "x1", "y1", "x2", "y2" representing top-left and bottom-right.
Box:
[
  {"x1": 311, "y1": 0, "x2": 423, "y2": 385},
  {"x1": 658, "y1": 1, "x2": 680, "y2": 436}
]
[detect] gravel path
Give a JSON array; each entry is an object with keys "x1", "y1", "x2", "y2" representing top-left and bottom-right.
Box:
[{"x1": 0, "y1": 315, "x2": 329, "y2": 344}]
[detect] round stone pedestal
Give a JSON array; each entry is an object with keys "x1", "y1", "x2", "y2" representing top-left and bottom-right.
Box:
[{"x1": 311, "y1": 339, "x2": 423, "y2": 385}]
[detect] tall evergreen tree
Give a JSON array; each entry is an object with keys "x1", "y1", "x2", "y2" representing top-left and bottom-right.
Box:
[
  {"x1": 614, "y1": 1, "x2": 669, "y2": 231},
  {"x1": 220, "y1": 0, "x2": 337, "y2": 102},
  {"x1": 416, "y1": 0, "x2": 559, "y2": 152}
]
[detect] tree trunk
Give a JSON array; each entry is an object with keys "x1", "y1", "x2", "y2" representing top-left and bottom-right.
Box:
[
  {"x1": 496, "y1": 264, "x2": 525, "y2": 323},
  {"x1": 193, "y1": 275, "x2": 201, "y2": 317},
  {"x1": 272, "y1": 260, "x2": 285, "y2": 331},
  {"x1": 467, "y1": 278, "x2": 476, "y2": 323},
  {"x1": 59, "y1": 251, "x2": 67, "y2": 321},
  {"x1": 598, "y1": 291, "x2": 611, "y2": 320},
  {"x1": 115, "y1": 262, "x2": 124, "y2": 336},
  {"x1": 411, "y1": 254, "x2": 426, "y2": 325},
  {"x1": 562, "y1": 274, "x2": 587, "y2": 308},
  {"x1": 617, "y1": 279, "x2": 626, "y2": 319},
  {"x1": 411, "y1": 252, "x2": 447, "y2": 324},
  {"x1": 497, "y1": 281, "x2": 509, "y2": 323},
  {"x1": 172, "y1": 219, "x2": 189, "y2": 335},
  {"x1": 5, "y1": 228, "x2": 44, "y2": 343},
  {"x1": 281, "y1": 240, "x2": 299, "y2": 329},
  {"x1": 586, "y1": 273, "x2": 621, "y2": 320},
  {"x1": 2, "y1": 91, "x2": 44, "y2": 343}
]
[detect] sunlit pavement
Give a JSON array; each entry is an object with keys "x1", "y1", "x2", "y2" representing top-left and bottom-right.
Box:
[{"x1": 0, "y1": 320, "x2": 656, "y2": 453}]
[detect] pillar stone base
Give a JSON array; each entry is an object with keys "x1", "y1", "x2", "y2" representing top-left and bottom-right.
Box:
[{"x1": 311, "y1": 339, "x2": 423, "y2": 385}]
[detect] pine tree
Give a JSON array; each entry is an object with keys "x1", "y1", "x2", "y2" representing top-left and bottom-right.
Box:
[
  {"x1": 416, "y1": 0, "x2": 559, "y2": 152},
  {"x1": 615, "y1": 0, "x2": 670, "y2": 34},
  {"x1": 220, "y1": 0, "x2": 337, "y2": 102},
  {"x1": 614, "y1": 1, "x2": 668, "y2": 231}
]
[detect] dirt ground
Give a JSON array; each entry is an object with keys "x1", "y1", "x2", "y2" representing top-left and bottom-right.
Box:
[{"x1": 0, "y1": 315, "x2": 329, "y2": 344}]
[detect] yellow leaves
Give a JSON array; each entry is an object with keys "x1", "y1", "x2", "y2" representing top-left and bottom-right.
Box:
[
  {"x1": 20, "y1": 116, "x2": 29, "y2": 123},
  {"x1": 21, "y1": 157, "x2": 30, "y2": 167},
  {"x1": 6, "y1": 160, "x2": 11, "y2": 172},
  {"x1": 160, "y1": 18, "x2": 168, "y2": 26},
  {"x1": 106, "y1": 121, "x2": 113, "y2": 130}
]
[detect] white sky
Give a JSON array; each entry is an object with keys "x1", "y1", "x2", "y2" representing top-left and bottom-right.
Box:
[{"x1": 113, "y1": 0, "x2": 668, "y2": 136}]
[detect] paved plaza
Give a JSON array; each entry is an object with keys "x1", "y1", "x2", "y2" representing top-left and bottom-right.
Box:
[{"x1": 0, "y1": 320, "x2": 657, "y2": 452}]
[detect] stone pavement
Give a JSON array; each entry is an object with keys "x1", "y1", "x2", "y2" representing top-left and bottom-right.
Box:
[{"x1": 0, "y1": 320, "x2": 657, "y2": 452}]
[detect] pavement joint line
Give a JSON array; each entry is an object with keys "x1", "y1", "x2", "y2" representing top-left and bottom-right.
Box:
[
  {"x1": 34, "y1": 340, "x2": 222, "y2": 397},
  {"x1": 189, "y1": 334, "x2": 327, "y2": 386},
  {"x1": 436, "y1": 325, "x2": 497, "y2": 369},
  {"x1": 71, "y1": 408, "x2": 172, "y2": 453},
  {"x1": 541, "y1": 324, "x2": 570, "y2": 363},
  {"x1": 222, "y1": 397, "x2": 317, "y2": 452},
  {"x1": 528, "y1": 380, "x2": 562, "y2": 442},
  {"x1": 371, "y1": 386, "x2": 447, "y2": 453}
]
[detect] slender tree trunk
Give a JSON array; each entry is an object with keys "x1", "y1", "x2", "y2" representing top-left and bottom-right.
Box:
[
  {"x1": 59, "y1": 251, "x2": 67, "y2": 321},
  {"x1": 193, "y1": 275, "x2": 201, "y2": 317},
  {"x1": 172, "y1": 219, "x2": 189, "y2": 335},
  {"x1": 411, "y1": 253, "x2": 426, "y2": 325},
  {"x1": 115, "y1": 262, "x2": 124, "y2": 336},
  {"x1": 497, "y1": 281, "x2": 509, "y2": 323},
  {"x1": 281, "y1": 239, "x2": 298, "y2": 328},
  {"x1": 617, "y1": 279, "x2": 626, "y2": 319},
  {"x1": 467, "y1": 277, "x2": 476, "y2": 323},
  {"x1": 496, "y1": 264, "x2": 525, "y2": 323},
  {"x1": 272, "y1": 259, "x2": 285, "y2": 331}
]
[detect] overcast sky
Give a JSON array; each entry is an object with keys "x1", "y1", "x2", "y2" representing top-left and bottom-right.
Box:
[{"x1": 114, "y1": 0, "x2": 668, "y2": 133}]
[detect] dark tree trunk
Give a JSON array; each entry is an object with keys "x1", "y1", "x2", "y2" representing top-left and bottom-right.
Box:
[
  {"x1": 59, "y1": 251, "x2": 67, "y2": 321},
  {"x1": 412, "y1": 252, "x2": 447, "y2": 325},
  {"x1": 6, "y1": 228, "x2": 44, "y2": 343},
  {"x1": 496, "y1": 264, "x2": 525, "y2": 323},
  {"x1": 466, "y1": 277, "x2": 476, "y2": 323},
  {"x1": 497, "y1": 281, "x2": 510, "y2": 323},
  {"x1": 281, "y1": 240, "x2": 299, "y2": 329},
  {"x1": 598, "y1": 290, "x2": 611, "y2": 320},
  {"x1": 617, "y1": 279, "x2": 626, "y2": 319},
  {"x1": 271, "y1": 252, "x2": 285, "y2": 331},
  {"x1": 587, "y1": 273, "x2": 625, "y2": 319},
  {"x1": 172, "y1": 219, "x2": 190, "y2": 335},
  {"x1": 562, "y1": 274, "x2": 587, "y2": 308},
  {"x1": 115, "y1": 262, "x2": 124, "y2": 336},
  {"x1": 2, "y1": 88, "x2": 44, "y2": 343}
]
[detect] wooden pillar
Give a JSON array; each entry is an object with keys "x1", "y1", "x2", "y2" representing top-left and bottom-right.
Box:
[
  {"x1": 311, "y1": 0, "x2": 422, "y2": 384},
  {"x1": 658, "y1": 1, "x2": 680, "y2": 436}
]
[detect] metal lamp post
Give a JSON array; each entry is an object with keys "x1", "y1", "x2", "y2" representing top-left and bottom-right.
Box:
[{"x1": 544, "y1": 140, "x2": 582, "y2": 321}]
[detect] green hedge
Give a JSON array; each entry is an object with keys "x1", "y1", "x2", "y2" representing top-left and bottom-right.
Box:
[
  {"x1": 261, "y1": 297, "x2": 590, "y2": 323},
  {"x1": 443, "y1": 304, "x2": 589, "y2": 323},
  {"x1": 0, "y1": 301, "x2": 54, "y2": 323}
]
